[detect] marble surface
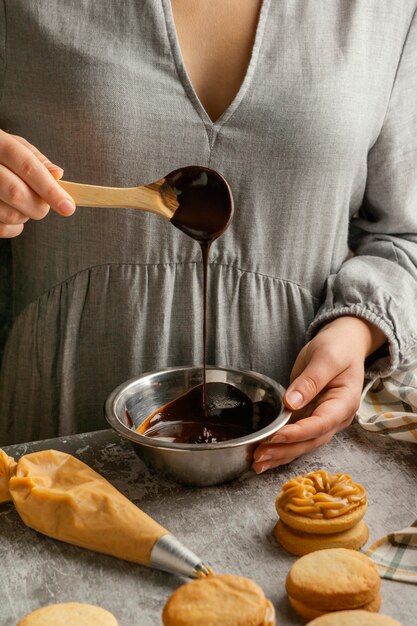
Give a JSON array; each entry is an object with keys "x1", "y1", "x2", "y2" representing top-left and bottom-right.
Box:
[{"x1": 1, "y1": 425, "x2": 416, "y2": 626}]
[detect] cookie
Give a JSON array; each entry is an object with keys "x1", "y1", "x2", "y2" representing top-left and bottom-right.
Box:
[
  {"x1": 286, "y1": 548, "x2": 380, "y2": 611},
  {"x1": 276, "y1": 470, "x2": 367, "y2": 534},
  {"x1": 162, "y1": 574, "x2": 275, "y2": 626},
  {"x1": 289, "y1": 592, "x2": 381, "y2": 621},
  {"x1": 306, "y1": 610, "x2": 403, "y2": 626},
  {"x1": 18, "y1": 603, "x2": 118, "y2": 626},
  {"x1": 274, "y1": 519, "x2": 369, "y2": 556}
]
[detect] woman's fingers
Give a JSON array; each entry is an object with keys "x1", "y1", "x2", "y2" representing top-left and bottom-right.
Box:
[
  {"x1": 0, "y1": 130, "x2": 75, "y2": 238},
  {"x1": 0, "y1": 164, "x2": 51, "y2": 220},
  {"x1": 253, "y1": 318, "x2": 374, "y2": 475},
  {"x1": 0, "y1": 130, "x2": 74, "y2": 216},
  {"x1": 252, "y1": 377, "x2": 362, "y2": 472},
  {"x1": 284, "y1": 345, "x2": 346, "y2": 410},
  {"x1": 0, "y1": 199, "x2": 30, "y2": 225},
  {"x1": 252, "y1": 414, "x2": 353, "y2": 474},
  {"x1": 0, "y1": 223, "x2": 25, "y2": 238},
  {"x1": 12, "y1": 135, "x2": 64, "y2": 179},
  {"x1": 268, "y1": 389, "x2": 359, "y2": 445}
]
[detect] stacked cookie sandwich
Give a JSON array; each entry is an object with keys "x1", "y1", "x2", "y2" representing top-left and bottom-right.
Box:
[
  {"x1": 275, "y1": 469, "x2": 368, "y2": 555},
  {"x1": 286, "y1": 548, "x2": 381, "y2": 620}
]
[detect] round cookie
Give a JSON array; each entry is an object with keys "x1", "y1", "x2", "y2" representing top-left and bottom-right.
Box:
[
  {"x1": 306, "y1": 610, "x2": 403, "y2": 626},
  {"x1": 286, "y1": 548, "x2": 380, "y2": 611},
  {"x1": 18, "y1": 603, "x2": 118, "y2": 626},
  {"x1": 162, "y1": 574, "x2": 275, "y2": 626},
  {"x1": 274, "y1": 519, "x2": 369, "y2": 555},
  {"x1": 289, "y1": 593, "x2": 381, "y2": 621}
]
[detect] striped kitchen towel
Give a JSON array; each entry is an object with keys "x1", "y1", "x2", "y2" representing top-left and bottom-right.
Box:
[
  {"x1": 357, "y1": 369, "x2": 417, "y2": 442},
  {"x1": 367, "y1": 521, "x2": 417, "y2": 583}
]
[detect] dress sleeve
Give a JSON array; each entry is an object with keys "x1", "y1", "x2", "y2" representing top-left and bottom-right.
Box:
[{"x1": 308, "y1": 8, "x2": 417, "y2": 378}]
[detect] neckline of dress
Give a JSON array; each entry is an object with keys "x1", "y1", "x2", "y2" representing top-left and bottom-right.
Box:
[{"x1": 160, "y1": 0, "x2": 271, "y2": 131}]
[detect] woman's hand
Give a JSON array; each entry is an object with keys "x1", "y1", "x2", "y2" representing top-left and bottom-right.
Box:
[
  {"x1": 252, "y1": 316, "x2": 386, "y2": 473},
  {"x1": 0, "y1": 130, "x2": 75, "y2": 238}
]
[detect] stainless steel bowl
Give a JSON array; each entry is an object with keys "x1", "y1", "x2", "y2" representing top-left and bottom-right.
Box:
[{"x1": 105, "y1": 366, "x2": 291, "y2": 487}]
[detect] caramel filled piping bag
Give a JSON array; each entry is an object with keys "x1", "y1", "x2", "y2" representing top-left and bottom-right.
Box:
[{"x1": 0, "y1": 449, "x2": 210, "y2": 578}]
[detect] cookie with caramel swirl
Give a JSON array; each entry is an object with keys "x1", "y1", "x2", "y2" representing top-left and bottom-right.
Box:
[{"x1": 276, "y1": 470, "x2": 367, "y2": 535}]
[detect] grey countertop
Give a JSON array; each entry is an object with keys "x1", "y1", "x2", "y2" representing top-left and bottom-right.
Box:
[{"x1": 1, "y1": 425, "x2": 416, "y2": 626}]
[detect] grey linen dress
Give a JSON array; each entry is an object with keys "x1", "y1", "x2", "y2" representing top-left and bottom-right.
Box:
[{"x1": 0, "y1": 0, "x2": 417, "y2": 445}]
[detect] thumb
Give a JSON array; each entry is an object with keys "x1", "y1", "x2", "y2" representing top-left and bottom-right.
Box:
[{"x1": 284, "y1": 353, "x2": 335, "y2": 410}]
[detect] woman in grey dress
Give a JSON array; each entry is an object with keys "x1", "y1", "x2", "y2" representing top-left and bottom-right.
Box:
[{"x1": 0, "y1": 1, "x2": 416, "y2": 474}]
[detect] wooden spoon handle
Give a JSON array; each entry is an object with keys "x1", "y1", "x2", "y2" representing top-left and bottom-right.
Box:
[{"x1": 58, "y1": 180, "x2": 174, "y2": 219}]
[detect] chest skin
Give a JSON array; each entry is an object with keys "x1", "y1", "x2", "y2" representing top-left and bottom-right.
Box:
[{"x1": 170, "y1": 0, "x2": 263, "y2": 122}]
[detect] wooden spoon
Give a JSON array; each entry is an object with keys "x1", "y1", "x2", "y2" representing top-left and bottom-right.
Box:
[
  {"x1": 58, "y1": 166, "x2": 234, "y2": 240},
  {"x1": 59, "y1": 177, "x2": 178, "y2": 220}
]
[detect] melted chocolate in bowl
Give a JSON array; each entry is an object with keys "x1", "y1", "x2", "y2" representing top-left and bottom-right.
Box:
[
  {"x1": 136, "y1": 166, "x2": 276, "y2": 444},
  {"x1": 137, "y1": 382, "x2": 276, "y2": 443}
]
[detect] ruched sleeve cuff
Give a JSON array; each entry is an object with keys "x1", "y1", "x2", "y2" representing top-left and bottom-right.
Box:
[{"x1": 307, "y1": 302, "x2": 400, "y2": 379}]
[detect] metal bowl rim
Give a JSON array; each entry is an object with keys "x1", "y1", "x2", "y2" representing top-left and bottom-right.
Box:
[{"x1": 104, "y1": 365, "x2": 291, "y2": 451}]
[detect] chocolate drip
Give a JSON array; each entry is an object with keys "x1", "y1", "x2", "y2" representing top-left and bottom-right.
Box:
[
  {"x1": 136, "y1": 166, "x2": 275, "y2": 444},
  {"x1": 168, "y1": 166, "x2": 233, "y2": 416}
]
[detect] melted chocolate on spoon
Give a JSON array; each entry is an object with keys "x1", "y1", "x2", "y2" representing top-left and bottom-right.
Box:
[{"x1": 135, "y1": 166, "x2": 275, "y2": 443}]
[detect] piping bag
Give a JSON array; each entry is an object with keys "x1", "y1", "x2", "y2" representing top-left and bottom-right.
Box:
[{"x1": 0, "y1": 448, "x2": 211, "y2": 579}]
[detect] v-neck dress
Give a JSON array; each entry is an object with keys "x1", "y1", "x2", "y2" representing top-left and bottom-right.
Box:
[{"x1": 0, "y1": 0, "x2": 417, "y2": 445}]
